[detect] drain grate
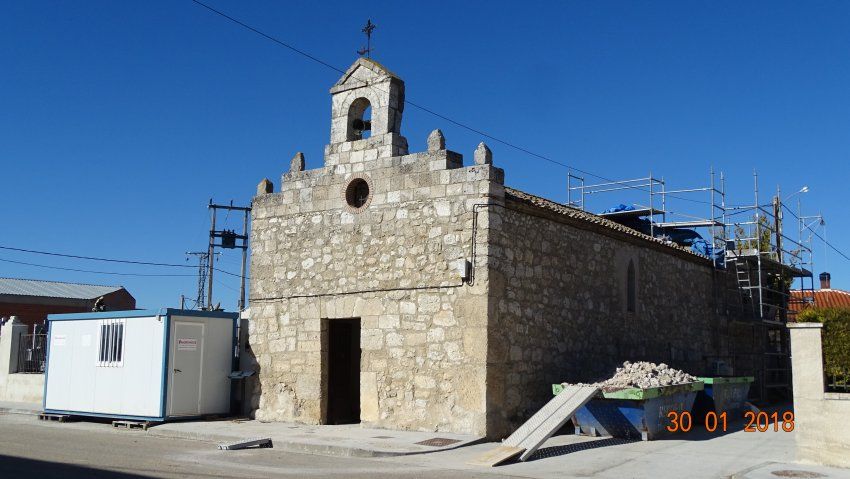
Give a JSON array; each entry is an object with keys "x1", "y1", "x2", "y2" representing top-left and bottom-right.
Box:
[
  {"x1": 372, "y1": 435, "x2": 395, "y2": 439},
  {"x1": 415, "y1": 437, "x2": 462, "y2": 447}
]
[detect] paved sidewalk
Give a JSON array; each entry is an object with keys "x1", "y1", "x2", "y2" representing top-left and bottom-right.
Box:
[
  {"x1": 0, "y1": 401, "x2": 41, "y2": 416},
  {"x1": 148, "y1": 419, "x2": 483, "y2": 457},
  {"x1": 733, "y1": 461, "x2": 850, "y2": 479},
  {"x1": 382, "y1": 425, "x2": 840, "y2": 479}
]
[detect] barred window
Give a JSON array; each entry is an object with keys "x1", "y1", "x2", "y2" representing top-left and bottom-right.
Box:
[{"x1": 98, "y1": 319, "x2": 125, "y2": 367}]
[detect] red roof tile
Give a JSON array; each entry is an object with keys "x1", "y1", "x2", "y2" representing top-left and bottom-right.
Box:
[{"x1": 790, "y1": 289, "x2": 850, "y2": 312}]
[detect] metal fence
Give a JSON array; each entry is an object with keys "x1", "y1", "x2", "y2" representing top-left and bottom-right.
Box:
[
  {"x1": 827, "y1": 373, "x2": 850, "y2": 393},
  {"x1": 15, "y1": 334, "x2": 47, "y2": 373}
]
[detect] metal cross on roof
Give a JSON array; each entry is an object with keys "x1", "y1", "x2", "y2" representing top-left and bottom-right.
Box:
[{"x1": 357, "y1": 19, "x2": 376, "y2": 58}]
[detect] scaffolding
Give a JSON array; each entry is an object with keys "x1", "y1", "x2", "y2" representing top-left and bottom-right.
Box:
[
  {"x1": 567, "y1": 169, "x2": 727, "y2": 267},
  {"x1": 722, "y1": 174, "x2": 815, "y2": 401},
  {"x1": 566, "y1": 169, "x2": 817, "y2": 402},
  {"x1": 724, "y1": 173, "x2": 814, "y2": 323}
]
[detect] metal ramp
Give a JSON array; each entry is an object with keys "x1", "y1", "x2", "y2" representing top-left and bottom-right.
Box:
[
  {"x1": 217, "y1": 437, "x2": 273, "y2": 450},
  {"x1": 469, "y1": 385, "x2": 599, "y2": 466}
]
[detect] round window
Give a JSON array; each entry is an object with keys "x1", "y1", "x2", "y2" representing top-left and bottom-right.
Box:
[{"x1": 345, "y1": 178, "x2": 371, "y2": 210}]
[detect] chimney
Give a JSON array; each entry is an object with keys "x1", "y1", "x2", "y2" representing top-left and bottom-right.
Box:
[{"x1": 819, "y1": 272, "x2": 831, "y2": 290}]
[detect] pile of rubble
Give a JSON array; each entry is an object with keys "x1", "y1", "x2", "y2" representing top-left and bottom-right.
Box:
[{"x1": 566, "y1": 361, "x2": 698, "y2": 392}]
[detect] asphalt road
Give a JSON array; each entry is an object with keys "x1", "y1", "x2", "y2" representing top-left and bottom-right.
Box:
[{"x1": 0, "y1": 414, "x2": 507, "y2": 479}]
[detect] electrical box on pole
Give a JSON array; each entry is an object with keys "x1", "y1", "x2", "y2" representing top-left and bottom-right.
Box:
[{"x1": 207, "y1": 200, "x2": 251, "y2": 311}]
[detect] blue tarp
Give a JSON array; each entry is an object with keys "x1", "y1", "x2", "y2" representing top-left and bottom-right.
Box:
[
  {"x1": 602, "y1": 204, "x2": 635, "y2": 214},
  {"x1": 691, "y1": 239, "x2": 713, "y2": 257}
]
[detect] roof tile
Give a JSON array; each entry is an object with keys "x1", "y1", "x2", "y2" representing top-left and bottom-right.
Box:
[
  {"x1": 0, "y1": 277, "x2": 124, "y2": 300},
  {"x1": 790, "y1": 289, "x2": 850, "y2": 311},
  {"x1": 503, "y1": 187, "x2": 707, "y2": 260}
]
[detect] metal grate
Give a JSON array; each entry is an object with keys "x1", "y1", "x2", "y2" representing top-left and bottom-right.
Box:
[
  {"x1": 826, "y1": 373, "x2": 850, "y2": 393},
  {"x1": 770, "y1": 470, "x2": 826, "y2": 478},
  {"x1": 16, "y1": 334, "x2": 46, "y2": 373},
  {"x1": 415, "y1": 437, "x2": 461, "y2": 447}
]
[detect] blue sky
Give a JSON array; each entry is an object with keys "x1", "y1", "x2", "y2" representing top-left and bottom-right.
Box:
[{"x1": 2, "y1": 1, "x2": 848, "y2": 310}]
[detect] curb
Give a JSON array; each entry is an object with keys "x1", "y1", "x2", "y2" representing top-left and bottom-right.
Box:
[
  {"x1": 0, "y1": 406, "x2": 41, "y2": 416},
  {"x1": 146, "y1": 426, "x2": 483, "y2": 458}
]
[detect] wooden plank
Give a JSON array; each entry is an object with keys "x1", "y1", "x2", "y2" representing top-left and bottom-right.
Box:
[
  {"x1": 466, "y1": 446, "x2": 524, "y2": 467},
  {"x1": 517, "y1": 386, "x2": 599, "y2": 461}
]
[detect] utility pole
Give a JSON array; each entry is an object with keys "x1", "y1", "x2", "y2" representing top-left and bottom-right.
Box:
[
  {"x1": 240, "y1": 210, "x2": 249, "y2": 310},
  {"x1": 773, "y1": 192, "x2": 783, "y2": 265},
  {"x1": 186, "y1": 251, "x2": 215, "y2": 310},
  {"x1": 207, "y1": 200, "x2": 251, "y2": 311},
  {"x1": 207, "y1": 206, "x2": 216, "y2": 309}
]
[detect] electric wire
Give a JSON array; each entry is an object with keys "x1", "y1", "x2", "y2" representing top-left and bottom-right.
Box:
[
  {"x1": 0, "y1": 245, "x2": 246, "y2": 278},
  {"x1": 782, "y1": 205, "x2": 848, "y2": 262},
  {"x1": 0, "y1": 257, "x2": 196, "y2": 277},
  {"x1": 214, "y1": 278, "x2": 240, "y2": 293},
  {"x1": 188, "y1": 0, "x2": 711, "y2": 206}
]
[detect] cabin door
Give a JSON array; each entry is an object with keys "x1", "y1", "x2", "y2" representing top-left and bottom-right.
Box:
[{"x1": 169, "y1": 321, "x2": 204, "y2": 416}]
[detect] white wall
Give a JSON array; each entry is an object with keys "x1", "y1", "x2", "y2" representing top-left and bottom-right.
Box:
[
  {"x1": 0, "y1": 317, "x2": 44, "y2": 404},
  {"x1": 788, "y1": 322, "x2": 850, "y2": 468},
  {"x1": 45, "y1": 315, "x2": 165, "y2": 418}
]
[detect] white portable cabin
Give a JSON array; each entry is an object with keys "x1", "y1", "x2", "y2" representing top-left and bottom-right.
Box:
[{"x1": 43, "y1": 308, "x2": 237, "y2": 422}]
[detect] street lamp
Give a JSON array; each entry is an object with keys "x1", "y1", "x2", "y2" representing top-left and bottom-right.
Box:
[{"x1": 786, "y1": 185, "x2": 809, "y2": 203}]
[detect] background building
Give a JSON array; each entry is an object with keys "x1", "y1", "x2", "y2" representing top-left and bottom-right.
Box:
[
  {"x1": 791, "y1": 272, "x2": 850, "y2": 311},
  {"x1": 0, "y1": 278, "x2": 136, "y2": 330}
]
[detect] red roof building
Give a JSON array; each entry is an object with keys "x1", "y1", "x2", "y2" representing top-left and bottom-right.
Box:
[{"x1": 790, "y1": 272, "x2": 850, "y2": 313}]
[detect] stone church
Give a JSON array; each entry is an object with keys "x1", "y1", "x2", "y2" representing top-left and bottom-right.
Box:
[{"x1": 248, "y1": 58, "x2": 757, "y2": 438}]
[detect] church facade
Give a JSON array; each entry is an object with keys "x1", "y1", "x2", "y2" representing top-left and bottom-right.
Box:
[{"x1": 248, "y1": 58, "x2": 758, "y2": 438}]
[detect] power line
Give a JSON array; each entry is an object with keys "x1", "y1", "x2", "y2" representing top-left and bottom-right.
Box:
[
  {"x1": 0, "y1": 245, "x2": 195, "y2": 268},
  {"x1": 782, "y1": 205, "x2": 849, "y2": 262},
  {"x1": 0, "y1": 245, "x2": 246, "y2": 278},
  {"x1": 0, "y1": 257, "x2": 196, "y2": 277},
  {"x1": 190, "y1": 0, "x2": 346, "y2": 75},
  {"x1": 214, "y1": 277, "x2": 240, "y2": 293},
  {"x1": 188, "y1": 0, "x2": 710, "y2": 206}
]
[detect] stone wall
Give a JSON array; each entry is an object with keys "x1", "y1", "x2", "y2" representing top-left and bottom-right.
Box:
[
  {"x1": 484, "y1": 190, "x2": 741, "y2": 437},
  {"x1": 249, "y1": 134, "x2": 504, "y2": 434},
  {"x1": 788, "y1": 323, "x2": 850, "y2": 468}
]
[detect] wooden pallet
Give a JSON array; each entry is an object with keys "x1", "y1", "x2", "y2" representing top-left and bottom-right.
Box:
[
  {"x1": 112, "y1": 420, "x2": 152, "y2": 431},
  {"x1": 38, "y1": 413, "x2": 70, "y2": 423}
]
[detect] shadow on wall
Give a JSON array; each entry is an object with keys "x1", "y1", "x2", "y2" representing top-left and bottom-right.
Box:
[
  {"x1": 238, "y1": 315, "x2": 262, "y2": 419},
  {"x1": 239, "y1": 343, "x2": 262, "y2": 419}
]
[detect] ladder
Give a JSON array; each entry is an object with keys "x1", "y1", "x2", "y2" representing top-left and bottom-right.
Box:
[{"x1": 731, "y1": 258, "x2": 758, "y2": 317}]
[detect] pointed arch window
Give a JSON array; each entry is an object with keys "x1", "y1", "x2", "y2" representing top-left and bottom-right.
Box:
[{"x1": 627, "y1": 260, "x2": 637, "y2": 313}]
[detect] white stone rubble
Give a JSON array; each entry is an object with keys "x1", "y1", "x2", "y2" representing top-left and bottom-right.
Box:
[{"x1": 565, "y1": 361, "x2": 698, "y2": 392}]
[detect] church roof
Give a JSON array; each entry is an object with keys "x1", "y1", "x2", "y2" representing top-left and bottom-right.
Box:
[
  {"x1": 504, "y1": 187, "x2": 709, "y2": 262},
  {"x1": 332, "y1": 57, "x2": 401, "y2": 91}
]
